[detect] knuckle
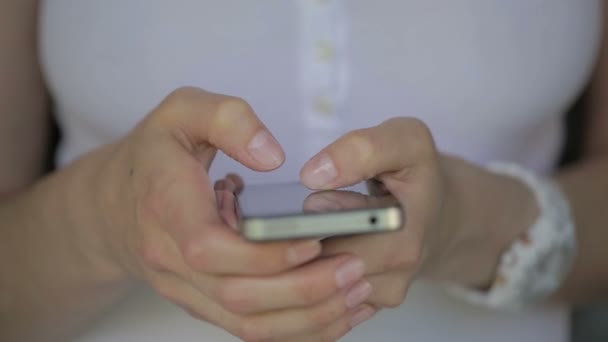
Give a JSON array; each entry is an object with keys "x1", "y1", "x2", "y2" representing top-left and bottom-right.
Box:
[
  {"x1": 403, "y1": 118, "x2": 436, "y2": 158},
  {"x1": 208, "y1": 96, "x2": 256, "y2": 145},
  {"x1": 384, "y1": 289, "x2": 408, "y2": 308},
  {"x1": 321, "y1": 322, "x2": 351, "y2": 342},
  {"x1": 383, "y1": 251, "x2": 410, "y2": 270},
  {"x1": 295, "y1": 280, "x2": 330, "y2": 305},
  {"x1": 139, "y1": 239, "x2": 165, "y2": 270},
  {"x1": 252, "y1": 252, "x2": 289, "y2": 276},
  {"x1": 215, "y1": 281, "x2": 253, "y2": 314},
  {"x1": 381, "y1": 282, "x2": 410, "y2": 308},
  {"x1": 217, "y1": 96, "x2": 253, "y2": 117},
  {"x1": 154, "y1": 280, "x2": 180, "y2": 304},
  {"x1": 308, "y1": 301, "x2": 347, "y2": 327},
  {"x1": 154, "y1": 87, "x2": 198, "y2": 121},
  {"x1": 181, "y1": 239, "x2": 213, "y2": 272},
  {"x1": 152, "y1": 86, "x2": 205, "y2": 126},
  {"x1": 213, "y1": 97, "x2": 254, "y2": 129},
  {"x1": 164, "y1": 86, "x2": 199, "y2": 108},
  {"x1": 407, "y1": 117, "x2": 432, "y2": 134},
  {"x1": 390, "y1": 116, "x2": 429, "y2": 135},
  {"x1": 182, "y1": 306, "x2": 207, "y2": 321},
  {"x1": 236, "y1": 318, "x2": 271, "y2": 342},
  {"x1": 343, "y1": 130, "x2": 374, "y2": 164},
  {"x1": 146, "y1": 86, "x2": 210, "y2": 130}
]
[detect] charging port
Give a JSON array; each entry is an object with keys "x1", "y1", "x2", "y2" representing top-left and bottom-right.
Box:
[{"x1": 369, "y1": 216, "x2": 378, "y2": 225}]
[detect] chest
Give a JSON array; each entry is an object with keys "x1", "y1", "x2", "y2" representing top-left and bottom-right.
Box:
[{"x1": 40, "y1": 0, "x2": 601, "y2": 179}]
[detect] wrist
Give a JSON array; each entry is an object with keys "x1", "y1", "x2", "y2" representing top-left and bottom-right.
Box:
[
  {"x1": 39, "y1": 142, "x2": 133, "y2": 285},
  {"x1": 424, "y1": 155, "x2": 538, "y2": 288}
]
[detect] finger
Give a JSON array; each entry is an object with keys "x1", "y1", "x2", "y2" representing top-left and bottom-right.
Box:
[
  {"x1": 150, "y1": 272, "x2": 230, "y2": 327},
  {"x1": 231, "y1": 288, "x2": 374, "y2": 341},
  {"x1": 289, "y1": 304, "x2": 376, "y2": 342},
  {"x1": 152, "y1": 272, "x2": 298, "y2": 342},
  {"x1": 365, "y1": 271, "x2": 414, "y2": 308},
  {"x1": 347, "y1": 304, "x2": 376, "y2": 331},
  {"x1": 157, "y1": 168, "x2": 322, "y2": 276},
  {"x1": 303, "y1": 190, "x2": 370, "y2": 212},
  {"x1": 177, "y1": 222, "x2": 323, "y2": 276},
  {"x1": 214, "y1": 177, "x2": 238, "y2": 229},
  {"x1": 211, "y1": 255, "x2": 367, "y2": 315},
  {"x1": 164, "y1": 176, "x2": 322, "y2": 276},
  {"x1": 226, "y1": 173, "x2": 245, "y2": 194},
  {"x1": 219, "y1": 190, "x2": 239, "y2": 230},
  {"x1": 320, "y1": 228, "x2": 424, "y2": 275},
  {"x1": 214, "y1": 173, "x2": 244, "y2": 194},
  {"x1": 366, "y1": 178, "x2": 389, "y2": 195},
  {"x1": 214, "y1": 178, "x2": 235, "y2": 192},
  {"x1": 150, "y1": 86, "x2": 285, "y2": 171},
  {"x1": 137, "y1": 224, "x2": 189, "y2": 274},
  {"x1": 175, "y1": 213, "x2": 324, "y2": 277},
  {"x1": 153, "y1": 272, "x2": 374, "y2": 342},
  {"x1": 300, "y1": 117, "x2": 436, "y2": 189},
  {"x1": 215, "y1": 190, "x2": 224, "y2": 209},
  {"x1": 215, "y1": 190, "x2": 238, "y2": 230}
]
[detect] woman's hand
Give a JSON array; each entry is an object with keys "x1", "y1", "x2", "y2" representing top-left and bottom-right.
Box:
[
  {"x1": 299, "y1": 117, "x2": 535, "y2": 310},
  {"x1": 90, "y1": 87, "x2": 372, "y2": 341},
  {"x1": 299, "y1": 117, "x2": 444, "y2": 309},
  {"x1": 214, "y1": 178, "x2": 382, "y2": 341}
]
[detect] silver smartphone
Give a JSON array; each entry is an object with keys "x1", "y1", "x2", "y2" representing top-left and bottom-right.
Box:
[{"x1": 236, "y1": 181, "x2": 404, "y2": 241}]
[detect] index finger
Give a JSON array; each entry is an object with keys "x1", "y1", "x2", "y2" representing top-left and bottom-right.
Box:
[
  {"x1": 150, "y1": 87, "x2": 286, "y2": 171},
  {"x1": 162, "y1": 177, "x2": 322, "y2": 276},
  {"x1": 182, "y1": 229, "x2": 322, "y2": 276},
  {"x1": 166, "y1": 174, "x2": 321, "y2": 276},
  {"x1": 214, "y1": 173, "x2": 245, "y2": 194}
]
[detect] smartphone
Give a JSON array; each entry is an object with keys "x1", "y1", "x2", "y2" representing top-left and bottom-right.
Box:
[{"x1": 236, "y1": 181, "x2": 404, "y2": 241}]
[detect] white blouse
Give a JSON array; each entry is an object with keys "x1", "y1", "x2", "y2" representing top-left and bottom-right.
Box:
[{"x1": 39, "y1": 0, "x2": 602, "y2": 341}]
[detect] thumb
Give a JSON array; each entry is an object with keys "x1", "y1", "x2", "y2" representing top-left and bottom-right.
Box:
[{"x1": 149, "y1": 86, "x2": 285, "y2": 171}]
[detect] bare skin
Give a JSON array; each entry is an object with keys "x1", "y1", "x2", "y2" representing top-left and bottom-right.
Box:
[{"x1": 1, "y1": 1, "x2": 607, "y2": 341}]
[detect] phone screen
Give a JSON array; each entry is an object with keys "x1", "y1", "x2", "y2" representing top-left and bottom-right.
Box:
[{"x1": 237, "y1": 181, "x2": 398, "y2": 219}]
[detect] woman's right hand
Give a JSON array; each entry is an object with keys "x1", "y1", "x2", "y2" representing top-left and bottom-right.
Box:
[{"x1": 90, "y1": 87, "x2": 372, "y2": 341}]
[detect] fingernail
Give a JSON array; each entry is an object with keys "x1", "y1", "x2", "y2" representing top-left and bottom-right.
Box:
[
  {"x1": 247, "y1": 130, "x2": 284, "y2": 168},
  {"x1": 287, "y1": 240, "x2": 321, "y2": 265},
  {"x1": 350, "y1": 306, "x2": 376, "y2": 328},
  {"x1": 335, "y1": 259, "x2": 365, "y2": 289},
  {"x1": 302, "y1": 153, "x2": 337, "y2": 189},
  {"x1": 345, "y1": 280, "x2": 373, "y2": 308}
]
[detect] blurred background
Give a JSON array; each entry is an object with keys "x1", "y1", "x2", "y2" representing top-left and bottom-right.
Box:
[{"x1": 563, "y1": 89, "x2": 608, "y2": 342}]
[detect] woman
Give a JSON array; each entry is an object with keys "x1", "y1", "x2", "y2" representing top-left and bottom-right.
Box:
[{"x1": 1, "y1": 0, "x2": 607, "y2": 341}]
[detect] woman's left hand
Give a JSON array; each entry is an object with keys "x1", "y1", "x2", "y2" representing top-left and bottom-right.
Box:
[
  {"x1": 300, "y1": 117, "x2": 449, "y2": 308},
  {"x1": 299, "y1": 116, "x2": 531, "y2": 311}
]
